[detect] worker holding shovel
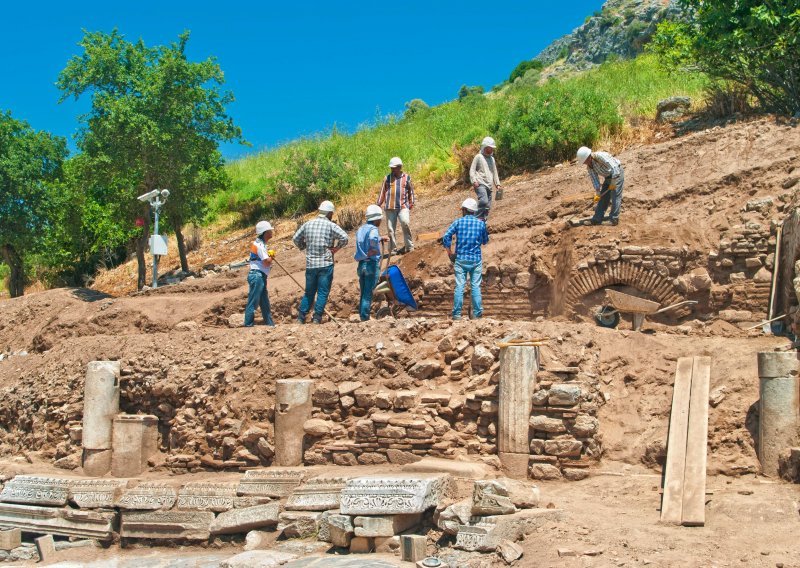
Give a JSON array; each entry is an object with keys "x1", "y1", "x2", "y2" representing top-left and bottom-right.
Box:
[
  {"x1": 576, "y1": 146, "x2": 625, "y2": 226},
  {"x1": 292, "y1": 200, "x2": 349, "y2": 324},
  {"x1": 244, "y1": 220, "x2": 276, "y2": 327},
  {"x1": 354, "y1": 205, "x2": 389, "y2": 321}
]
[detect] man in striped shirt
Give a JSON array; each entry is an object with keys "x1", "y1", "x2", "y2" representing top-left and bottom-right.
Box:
[
  {"x1": 377, "y1": 157, "x2": 415, "y2": 254},
  {"x1": 292, "y1": 200, "x2": 349, "y2": 324},
  {"x1": 576, "y1": 146, "x2": 625, "y2": 226},
  {"x1": 442, "y1": 198, "x2": 490, "y2": 320}
]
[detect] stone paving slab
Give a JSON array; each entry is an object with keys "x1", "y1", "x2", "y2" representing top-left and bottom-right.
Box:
[{"x1": 283, "y1": 556, "x2": 403, "y2": 567}]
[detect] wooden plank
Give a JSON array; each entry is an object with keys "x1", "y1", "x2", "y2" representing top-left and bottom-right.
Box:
[
  {"x1": 660, "y1": 357, "x2": 694, "y2": 524},
  {"x1": 681, "y1": 356, "x2": 711, "y2": 526}
]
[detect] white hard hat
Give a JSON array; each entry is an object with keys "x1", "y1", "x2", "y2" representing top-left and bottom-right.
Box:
[
  {"x1": 388, "y1": 157, "x2": 403, "y2": 168},
  {"x1": 481, "y1": 136, "x2": 496, "y2": 148},
  {"x1": 366, "y1": 204, "x2": 383, "y2": 221},
  {"x1": 319, "y1": 200, "x2": 335, "y2": 213},
  {"x1": 255, "y1": 220, "x2": 273, "y2": 235},
  {"x1": 462, "y1": 198, "x2": 478, "y2": 212},
  {"x1": 576, "y1": 146, "x2": 592, "y2": 164}
]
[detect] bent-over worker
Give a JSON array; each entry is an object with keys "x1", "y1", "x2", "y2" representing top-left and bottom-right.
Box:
[
  {"x1": 442, "y1": 198, "x2": 489, "y2": 320},
  {"x1": 576, "y1": 146, "x2": 625, "y2": 226},
  {"x1": 292, "y1": 200, "x2": 349, "y2": 324},
  {"x1": 245, "y1": 220, "x2": 276, "y2": 327}
]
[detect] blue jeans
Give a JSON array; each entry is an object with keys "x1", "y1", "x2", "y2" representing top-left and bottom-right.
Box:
[
  {"x1": 592, "y1": 174, "x2": 624, "y2": 223},
  {"x1": 453, "y1": 259, "x2": 483, "y2": 319},
  {"x1": 298, "y1": 265, "x2": 334, "y2": 323},
  {"x1": 244, "y1": 271, "x2": 274, "y2": 326},
  {"x1": 357, "y1": 258, "x2": 380, "y2": 321}
]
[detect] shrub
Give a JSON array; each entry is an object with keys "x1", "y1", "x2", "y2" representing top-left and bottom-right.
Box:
[
  {"x1": 495, "y1": 81, "x2": 623, "y2": 170},
  {"x1": 458, "y1": 85, "x2": 485, "y2": 101},
  {"x1": 509, "y1": 60, "x2": 544, "y2": 83},
  {"x1": 337, "y1": 207, "x2": 365, "y2": 232},
  {"x1": 404, "y1": 99, "x2": 429, "y2": 118}
]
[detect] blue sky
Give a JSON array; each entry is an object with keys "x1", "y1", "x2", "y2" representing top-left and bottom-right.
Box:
[{"x1": 0, "y1": 0, "x2": 603, "y2": 160}]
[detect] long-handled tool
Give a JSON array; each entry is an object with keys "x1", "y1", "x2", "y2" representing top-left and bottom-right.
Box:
[{"x1": 271, "y1": 256, "x2": 342, "y2": 327}]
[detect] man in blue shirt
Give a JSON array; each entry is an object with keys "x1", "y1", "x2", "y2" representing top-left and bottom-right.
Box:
[
  {"x1": 441, "y1": 198, "x2": 490, "y2": 320},
  {"x1": 354, "y1": 204, "x2": 389, "y2": 321}
]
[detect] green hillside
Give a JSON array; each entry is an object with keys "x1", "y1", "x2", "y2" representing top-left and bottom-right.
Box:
[{"x1": 213, "y1": 54, "x2": 707, "y2": 226}]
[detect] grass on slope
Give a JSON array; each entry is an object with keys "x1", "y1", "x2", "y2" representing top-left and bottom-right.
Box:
[{"x1": 213, "y1": 54, "x2": 707, "y2": 226}]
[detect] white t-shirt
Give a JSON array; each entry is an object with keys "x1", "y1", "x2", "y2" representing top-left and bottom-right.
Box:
[{"x1": 249, "y1": 238, "x2": 272, "y2": 276}]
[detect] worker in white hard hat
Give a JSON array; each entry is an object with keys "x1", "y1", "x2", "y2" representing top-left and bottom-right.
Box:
[
  {"x1": 292, "y1": 200, "x2": 349, "y2": 323},
  {"x1": 576, "y1": 146, "x2": 625, "y2": 226},
  {"x1": 245, "y1": 221, "x2": 276, "y2": 327},
  {"x1": 469, "y1": 136, "x2": 502, "y2": 221},
  {"x1": 441, "y1": 198, "x2": 490, "y2": 320},
  {"x1": 377, "y1": 156, "x2": 415, "y2": 254},
  {"x1": 354, "y1": 204, "x2": 390, "y2": 321}
]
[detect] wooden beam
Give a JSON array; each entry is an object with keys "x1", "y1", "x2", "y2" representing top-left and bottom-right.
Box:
[
  {"x1": 660, "y1": 357, "x2": 694, "y2": 524},
  {"x1": 681, "y1": 356, "x2": 711, "y2": 526}
]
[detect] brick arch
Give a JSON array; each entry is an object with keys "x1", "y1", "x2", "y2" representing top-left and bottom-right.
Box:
[{"x1": 564, "y1": 260, "x2": 684, "y2": 315}]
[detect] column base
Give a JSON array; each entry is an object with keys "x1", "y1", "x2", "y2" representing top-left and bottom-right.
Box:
[{"x1": 499, "y1": 452, "x2": 530, "y2": 479}]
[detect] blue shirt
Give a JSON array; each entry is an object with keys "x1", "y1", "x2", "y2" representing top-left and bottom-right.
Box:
[
  {"x1": 442, "y1": 215, "x2": 489, "y2": 262},
  {"x1": 354, "y1": 223, "x2": 381, "y2": 261}
]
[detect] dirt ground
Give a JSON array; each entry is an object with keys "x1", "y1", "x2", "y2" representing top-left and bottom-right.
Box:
[{"x1": 0, "y1": 116, "x2": 799, "y2": 566}]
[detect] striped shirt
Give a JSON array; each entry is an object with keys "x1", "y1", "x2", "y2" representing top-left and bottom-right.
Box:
[
  {"x1": 293, "y1": 214, "x2": 350, "y2": 269},
  {"x1": 377, "y1": 173, "x2": 415, "y2": 210},
  {"x1": 587, "y1": 151, "x2": 623, "y2": 191},
  {"x1": 442, "y1": 215, "x2": 489, "y2": 263}
]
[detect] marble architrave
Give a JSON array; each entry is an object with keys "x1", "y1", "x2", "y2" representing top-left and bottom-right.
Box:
[
  {"x1": 116, "y1": 482, "x2": 177, "y2": 510},
  {"x1": 284, "y1": 477, "x2": 348, "y2": 511},
  {"x1": 69, "y1": 479, "x2": 129, "y2": 509},
  {"x1": 0, "y1": 503, "x2": 115, "y2": 541},
  {"x1": 0, "y1": 476, "x2": 72, "y2": 507},
  {"x1": 120, "y1": 510, "x2": 214, "y2": 540},
  {"x1": 339, "y1": 474, "x2": 449, "y2": 515},
  {"x1": 236, "y1": 469, "x2": 306, "y2": 498},
  {"x1": 177, "y1": 482, "x2": 237, "y2": 512}
]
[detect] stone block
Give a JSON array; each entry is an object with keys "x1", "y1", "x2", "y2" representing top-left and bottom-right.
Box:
[
  {"x1": 529, "y1": 463, "x2": 563, "y2": 480},
  {"x1": 177, "y1": 482, "x2": 237, "y2": 512},
  {"x1": 394, "y1": 390, "x2": 419, "y2": 409},
  {"x1": 219, "y1": 550, "x2": 297, "y2": 568},
  {"x1": 82, "y1": 361, "x2": 120, "y2": 451},
  {"x1": 120, "y1": 510, "x2": 214, "y2": 540},
  {"x1": 543, "y1": 439, "x2": 583, "y2": 457},
  {"x1": 326, "y1": 513, "x2": 354, "y2": 547},
  {"x1": 277, "y1": 511, "x2": 321, "y2": 539},
  {"x1": 434, "y1": 498, "x2": 472, "y2": 535},
  {"x1": 284, "y1": 477, "x2": 348, "y2": 511},
  {"x1": 316, "y1": 510, "x2": 334, "y2": 543},
  {"x1": 400, "y1": 534, "x2": 426, "y2": 562},
  {"x1": 0, "y1": 503, "x2": 115, "y2": 540},
  {"x1": 375, "y1": 535, "x2": 400, "y2": 553},
  {"x1": 244, "y1": 529, "x2": 273, "y2": 551},
  {"x1": 0, "y1": 528, "x2": 20, "y2": 551},
  {"x1": 116, "y1": 482, "x2": 177, "y2": 510},
  {"x1": 529, "y1": 415, "x2": 566, "y2": 433},
  {"x1": 340, "y1": 473, "x2": 450, "y2": 515},
  {"x1": 455, "y1": 508, "x2": 565, "y2": 552},
  {"x1": 35, "y1": 534, "x2": 56, "y2": 563},
  {"x1": 210, "y1": 502, "x2": 281, "y2": 535},
  {"x1": 471, "y1": 480, "x2": 516, "y2": 516},
  {"x1": 237, "y1": 469, "x2": 305, "y2": 498},
  {"x1": 111, "y1": 414, "x2": 158, "y2": 478},
  {"x1": 498, "y1": 539, "x2": 524, "y2": 563},
  {"x1": 349, "y1": 536, "x2": 374, "y2": 553},
  {"x1": 0, "y1": 476, "x2": 72, "y2": 507},
  {"x1": 548, "y1": 384, "x2": 581, "y2": 406},
  {"x1": 501, "y1": 478, "x2": 540, "y2": 509},
  {"x1": 353, "y1": 513, "x2": 421, "y2": 537},
  {"x1": 69, "y1": 479, "x2": 128, "y2": 509}
]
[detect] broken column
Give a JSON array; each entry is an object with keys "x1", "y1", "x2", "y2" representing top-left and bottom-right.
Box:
[
  {"x1": 758, "y1": 351, "x2": 800, "y2": 476},
  {"x1": 498, "y1": 345, "x2": 539, "y2": 478},
  {"x1": 82, "y1": 361, "x2": 120, "y2": 476},
  {"x1": 275, "y1": 378, "x2": 313, "y2": 467},
  {"x1": 111, "y1": 414, "x2": 158, "y2": 477}
]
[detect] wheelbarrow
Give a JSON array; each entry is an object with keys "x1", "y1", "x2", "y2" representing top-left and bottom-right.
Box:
[
  {"x1": 594, "y1": 289, "x2": 697, "y2": 331},
  {"x1": 372, "y1": 243, "x2": 418, "y2": 319}
]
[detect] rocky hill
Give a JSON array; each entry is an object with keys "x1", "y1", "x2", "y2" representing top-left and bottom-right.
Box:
[{"x1": 535, "y1": 0, "x2": 681, "y2": 76}]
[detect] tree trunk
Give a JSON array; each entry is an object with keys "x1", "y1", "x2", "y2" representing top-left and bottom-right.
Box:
[
  {"x1": 135, "y1": 209, "x2": 150, "y2": 290},
  {"x1": 0, "y1": 244, "x2": 25, "y2": 298},
  {"x1": 174, "y1": 221, "x2": 189, "y2": 273}
]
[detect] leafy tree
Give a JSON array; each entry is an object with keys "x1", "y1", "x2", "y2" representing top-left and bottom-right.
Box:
[
  {"x1": 57, "y1": 30, "x2": 245, "y2": 288},
  {"x1": 0, "y1": 111, "x2": 68, "y2": 297},
  {"x1": 404, "y1": 98, "x2": 429, "y2": 118},
  {"x1": 509, "y1": 60, "x2": 543, "y2": 83},
  {"x1": 650, "y1": 0, "x2": 800, "y2": 115},
  {"x1": 458, "y1": 85, "x2": 485, "y2": 101}
]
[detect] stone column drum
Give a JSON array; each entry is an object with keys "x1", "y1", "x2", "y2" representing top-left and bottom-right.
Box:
[
  {"x1": 111, "y1": 414, "x2": 159, "y2": 477},
  {"x1": 758, "y1": 351, "x2": 800, "y2": 476},
  {"x1": 275, "y1": 379, "x2": 314, "y2": 467},
  {"x1": 498, "y1": 345, "x2": 539, "y2": 478},
  {"x1": 82, "y1": 361, "x2": 121, "y2": 476}
]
